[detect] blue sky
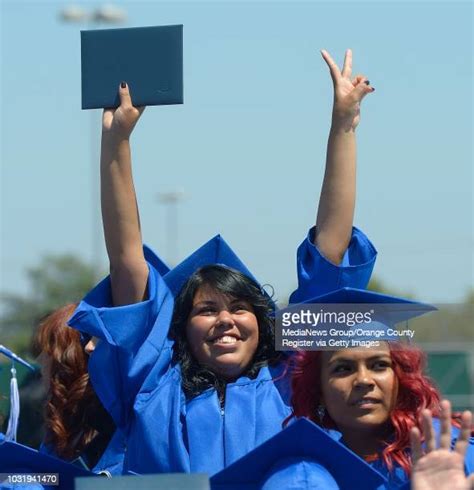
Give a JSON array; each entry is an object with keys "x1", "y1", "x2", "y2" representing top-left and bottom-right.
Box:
[{"x1": 1, "y1": 1, "x2": 472, "y2": 305}]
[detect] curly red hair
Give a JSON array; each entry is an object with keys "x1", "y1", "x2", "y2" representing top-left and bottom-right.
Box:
[
  {"x1": 286, "y1": 343, "x2": 445, "y2": 475},
  {"x1": 34, "y1": 304, "x2": 103, "y2": 460}
]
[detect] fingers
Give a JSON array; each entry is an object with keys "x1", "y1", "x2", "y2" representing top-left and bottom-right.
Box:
[
  {"x1": 410, "y1": 426, "x2": 424, "y2": 464},
  {"x1": 102, "y1": 108, "x2": 114, "y2": 128},
  {"x1": 422, "y1": 408, "x2": 436, "y2": 453},
  {"x1": 341, "y1": 49, "x2": 352, "y2": 78},
  {"x1": 119, "y1": 81, "x2": 134, "y2": 108},
  {"x1": 352, "y1": 74, "x2": 372, "y2": 87},
  {"x1": 440, "y1": 400, "x2": 452, "y2": 450},
  {"x1": 321, "y1": 49, "x2": 340, "y2": 84},
  {"x1": 118, "y1": 82, "x2": 146, "y2": 117},
  {"x1": 351, "y1": 77, "x2": 375, "y2": 102},
  {"x1": 454, "y1": 410, "x2": 473, "y2": 458}
]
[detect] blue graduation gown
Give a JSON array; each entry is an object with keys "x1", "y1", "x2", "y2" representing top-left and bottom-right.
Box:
[{"x1": 69, "y1": 227, "x2": 377, "y2": 475}]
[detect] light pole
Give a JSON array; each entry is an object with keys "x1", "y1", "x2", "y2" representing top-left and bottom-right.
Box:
[
  {"x1": 59, "y1": 5, "x2": 127, "y2": 277},
  {"x1": 157, "y1": 190, "x2": 185, "y2": 266}
]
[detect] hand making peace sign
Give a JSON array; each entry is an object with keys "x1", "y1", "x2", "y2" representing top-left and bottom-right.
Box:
[{"x1": 321, "y1": 49, "x2": 374, "y2": 131}]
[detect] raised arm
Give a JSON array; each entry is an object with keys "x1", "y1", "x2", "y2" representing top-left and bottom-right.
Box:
[
  {"x1": 314, "y1": 49, "x2": 374, "y2": 264},
  {"x1": 101, "y1": 83, "x2": 148, "y2": 305}
]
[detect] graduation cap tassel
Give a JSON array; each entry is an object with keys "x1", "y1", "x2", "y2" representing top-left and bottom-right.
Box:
[{"x1": 5, "y1": 363, "x2": 20, "y2": 442}]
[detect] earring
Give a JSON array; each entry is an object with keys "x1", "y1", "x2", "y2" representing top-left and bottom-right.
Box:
[{"x1": 316, "y1": 404, "x2": 326, "y2": 421}]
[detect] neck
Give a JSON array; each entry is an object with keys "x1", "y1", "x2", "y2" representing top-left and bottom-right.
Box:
[{"x1": 340, "y1": 426, "x2": 390, "y2": 458}]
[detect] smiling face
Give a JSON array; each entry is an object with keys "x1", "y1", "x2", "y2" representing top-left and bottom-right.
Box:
[
  {"x1": 320, "y1": 344, "x2": 398, "y2": 438},
  {"x1": 186, "y1": 285, "x2": 259, "y2": 380}
]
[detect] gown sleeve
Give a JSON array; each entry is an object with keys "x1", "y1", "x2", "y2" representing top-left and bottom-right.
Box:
[
  {"x1": 289, "y1": 226, "x2": 377, "y2": 304},
  {"x1": 67, "y1": 260, "x2": 175, "y2": 430},
  {"x1": 92, "y1": 429, "x2": 126, "y2": 476}
]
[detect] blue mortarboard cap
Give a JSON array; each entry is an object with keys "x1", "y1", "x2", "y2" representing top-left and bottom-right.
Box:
[
  {"x1": 163, "y1": 235, "x2": 262, "y2": 297},
  {"x1": 283, "y1": 287, "x2": 435, "y2": 321},
  {"x1": 143, "y1": 244, "x2": 170, "y2": 276},
  {"x1": 276, "y1": 287, "x2": 436, "y2": 346},
  {"x1": 0, "y1": 434, "x2": 94, "y2": 489},
  {"x1": 210, "y1": 418, "x2": 387, "y2": 490}
]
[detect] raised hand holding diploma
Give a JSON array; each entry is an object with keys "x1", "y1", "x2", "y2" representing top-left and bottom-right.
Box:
[
  {"x1": 102, "y1": 83, "x2": 145, "y2": 141},
  {"x1": 410, "y1": 400, "x2": 474, "y2": 490},
  {"x1": 100, "y1": 83, "x2": 149, "y2": 306}
]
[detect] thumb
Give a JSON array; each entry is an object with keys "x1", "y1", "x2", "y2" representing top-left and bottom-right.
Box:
[{"x1": 119, "y1": 81, "x2": 133, "y2": 108}]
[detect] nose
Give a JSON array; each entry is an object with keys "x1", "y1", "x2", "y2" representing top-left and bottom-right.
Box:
[
  {"x1": 216, "y1": 309, "x2": 235, "y2": 328},
  {"x1": 84, "y1": 336, "x2": 98, "y2": 354},
  {"x1": 353, "y1": 365, "x2": 375, "y2": 388}
]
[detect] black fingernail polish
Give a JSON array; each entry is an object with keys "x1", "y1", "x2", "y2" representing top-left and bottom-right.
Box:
[
  {"x1": 121, "y1": 81, "x2": 126, "y2": 88},
  {"x1": 364, "y1": 80, "x2": 370, "y2": 85}
]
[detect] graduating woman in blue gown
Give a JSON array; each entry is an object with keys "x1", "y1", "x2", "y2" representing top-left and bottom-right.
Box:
[
  {"x1": 288, "y1": 338, "x2": 474, "y2": 489},
  {"x1": 69, "y1": 49, "x2": 377, "y2": 476}
]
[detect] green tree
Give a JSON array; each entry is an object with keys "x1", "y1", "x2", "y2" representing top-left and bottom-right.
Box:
[{"x1": 0, "y1": 254, "x2": 99, "y2": 356}]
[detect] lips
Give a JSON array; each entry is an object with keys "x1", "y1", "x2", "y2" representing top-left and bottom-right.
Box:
[
  {"x1": 207, "y1": 333, "x2": 241, "y2": 345},
  {"x1": 351, "y1": 397, "x2": 381, "y2": 407}
]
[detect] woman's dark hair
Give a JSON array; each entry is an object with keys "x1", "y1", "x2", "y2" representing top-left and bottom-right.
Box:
[{"x1": 170, "y1": 265, "x2": 280, "y2": 399}]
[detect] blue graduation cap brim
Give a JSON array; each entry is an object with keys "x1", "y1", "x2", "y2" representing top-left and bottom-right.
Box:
[
  {"x1": 210, "y1": 418, "x2": 387, "y2": 490},
  {"x1": 163, "y1": 235, "x2": 263, "y2": 297},
  {"x1": 143, "y1": 244, "x2": 170, "y2": 277},
  {"x1": 0, "y1": 435, "x2": 94, "y2": 489},
  {"x1": 278, "y1": 287, "x2": 436, "y2": 328}
]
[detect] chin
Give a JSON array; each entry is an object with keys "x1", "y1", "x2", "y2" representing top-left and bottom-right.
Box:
[
  {"x1": 212, "y1": 359, "x2": 246, "y2": 380},
  {"x1": 349, "y1": 417, "x2": 391, "y2": 433}
]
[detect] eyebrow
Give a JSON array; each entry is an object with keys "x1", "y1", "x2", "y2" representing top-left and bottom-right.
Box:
[{"x1": 328, "y1": 355, "x2": 391, "y2": 365}]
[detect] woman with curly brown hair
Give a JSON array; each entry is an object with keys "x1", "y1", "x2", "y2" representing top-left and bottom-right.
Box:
[{"x1": 34, "y1": 304, "x2": 124, "y2": 475}]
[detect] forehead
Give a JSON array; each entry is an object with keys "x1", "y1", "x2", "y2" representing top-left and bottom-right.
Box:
[
  {"x1": 323, "y1": 344, "x2": 391, "y2": 363},
  {"x1": 193, "y1": 285, "x2": 234, "y2": 304}
]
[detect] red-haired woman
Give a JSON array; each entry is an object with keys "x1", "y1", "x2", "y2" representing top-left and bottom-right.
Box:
[
  {"x1": 34, "y1": 304, "x2": 124, "y2": 475},
  {"x1": 288, "y1": 341, "x2": 474, "y2": 488}
]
